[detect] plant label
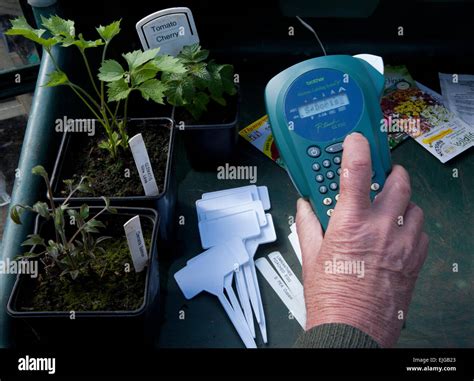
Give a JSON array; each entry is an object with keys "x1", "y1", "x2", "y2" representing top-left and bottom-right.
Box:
[
  {"x1": 129, "y1": 133, "x2": 159, "y2": 197},
  {"x1": 135, "y1": 7, "x2": 199, "y2": 56},
  {"x1": 255, "y1": 257, "x2": 306, "y2": 329},
  {"x1": 124, "y1": 215, "x2": 148, "y2": 273}
]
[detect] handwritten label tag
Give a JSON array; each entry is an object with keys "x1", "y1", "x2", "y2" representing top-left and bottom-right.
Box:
[
  {"x1": 129, "y1": 133, "x2": 159, "y2": 196},
  {"x1": 124, "y1": 215, "x2": 148, "y2": 272}
]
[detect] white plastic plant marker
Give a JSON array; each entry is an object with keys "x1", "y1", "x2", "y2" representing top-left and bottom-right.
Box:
[
  {"x1": 200, "y1": 200, "x2": 268, "y2": 227},
  {"x1": 268, "y1": 252, "x2": 305, "y2": 306},
  {"x1": 123, "y1": 216, "x2": 148, "y2": 272},
  {"x1": 288, "y1": 225, "x2": 302, "y2": 265},
  {"x1": 196, "y1": 191, "x2": 255, "y2": 217},
  {"x1": 255, "y1": 257, "x2": 306, "y2": 329},
  {"x1": 243, "y1": 213, "x2": 277, "y2": 342},
  {"x1": 174, "y1": 239, "x2": 256, "y2": 348},
  {"x1": 135, "y1": 7, "x2": 199, "y2": 56},
  {"x1": 198, "y1": 210, "x2": 261, "y2": 249},
  {"x1": 201, "y1": 185, "x2": 271, "y2": 211},
  {"x1": 128, "y1": 133, "x2": 159, "y2": 196}
]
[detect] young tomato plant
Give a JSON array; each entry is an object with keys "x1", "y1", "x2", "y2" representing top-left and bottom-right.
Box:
[
  {"x1": 162, "y1": 43, "x2": 237, "y2": 121},
  {"x1": 6, "y1": 16, "x2": 185, "y2": 159},
  {"x1": 10, "y1": 165, "x2": 116, "y2": 280}
]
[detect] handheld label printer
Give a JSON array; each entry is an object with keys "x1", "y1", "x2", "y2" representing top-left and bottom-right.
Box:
[{"x1": 265, "y1": 54, "x2": 392, "y2": 230}]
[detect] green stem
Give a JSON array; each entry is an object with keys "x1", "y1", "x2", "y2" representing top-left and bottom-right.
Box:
[
  {"x1": 79, "y1": 49, "x2": 101, "y2": 99},
  {"x1": 100, "y1": 42, "x2": 109, "y2": 111},
  {"x1": 79, "y1": 48, "x2": 117, "y2": 126},
  {"x1": 113, "y1": 100, "x2": 121, "y2": 121},
  {"x1": 67, "y1": 207, "x2": 108, "y2": 246}
]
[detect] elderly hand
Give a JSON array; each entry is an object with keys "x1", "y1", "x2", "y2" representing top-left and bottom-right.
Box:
[{"x1": 296, "y1": 132, "x2": 428, "y2": 347}]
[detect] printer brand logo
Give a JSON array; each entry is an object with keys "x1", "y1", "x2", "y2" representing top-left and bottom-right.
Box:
[
  {"x1": 18, "y1": 356, "x2": 56, "y2": 375},
  {"x1": 306, "y1": 77, "x2": 324, "y2": 86},
  {"x1": 324, "y1": 257, "x2": 365, "y2": 278},
  {"x1": 55, "y1": 116, "x2": 96, "y2": 136},
  {"x1": 217, "y1": 163, "x2": 258, "y2": 184}
]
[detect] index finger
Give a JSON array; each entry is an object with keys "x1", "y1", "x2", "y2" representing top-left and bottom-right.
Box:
[{"x1": 338, "y1": 132, "x2": 373, "y2": 211}]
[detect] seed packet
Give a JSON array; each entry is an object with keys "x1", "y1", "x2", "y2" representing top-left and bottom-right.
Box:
[
  {"x1": 382, "y1": 71, "x2": 474, "y2": 163},
  {"x1": 381, "y1": 65, "x2": 417, "y2": 149},
  {"x1": 239, "y1": 115, "x2": 286, "y2": 169}
]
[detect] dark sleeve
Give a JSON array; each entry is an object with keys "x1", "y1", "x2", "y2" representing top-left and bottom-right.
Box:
[{"x1": 294, "y1": 323, "x2": 380, "y2": 348}]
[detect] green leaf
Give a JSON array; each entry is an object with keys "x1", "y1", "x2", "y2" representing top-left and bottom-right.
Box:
[
  {"x1": 20, "y1": 251, "x2": 45, "y2": 259},
  {"x1": 138, "y1": 79, "x2": 167, "y2": 104},
  {"x1": 63, "y1": 33, "x2": 104, "y2": 51},
  {"x1": 41, "y1": 15, "x2": 75, "y2": 38},
  {"x1": 10, "y1": 206, "x2": 25, "y2": 225},
  {"x1": 131, "y1": 61, "x2": 159, "y2": 86},
  {"x1": 107, "y1": 78, "x2": 131, "y2": 102},
  {"x1": 44, "y1": 70, "x2": 68, "y2": 87},
  {"x1": 5, "y1": 17, "x2": 58, "y2": 48},
  {"x1": 151, "y1": 55, "x2": 186, "y2": 74},
  {"x1": 102, "y1": 196, "x2": 117, "y2": 213},
  {"x1": 69, "y1": 270, "x2": 80, "y2": 280},
  {"x1": 79, "y1": 204, "x2": 90, "y2": 219},
  {"x1": 96, "y1": 236, "x2": 112, "y2": 245},
  {"x1": 178, "y1": 44, "x2": 209, "y2": 63},
  {"x1": 31, "y1": 165, "x2": 48, "y2": 179},
  {"x1": 96, "y1": 20, "x2": 121, "y2": 42},
  {"x1": 84, "y1": 219, "x2": 105, "y2": 234},
  {"x1": 189, "y1": 62, "x2": 211, "y2": 84},
  {"x1": 98, "y1": 59, "x2": 124, "y2": 82},
  {"x1": 77, "y1": 180, "x2": 93, "y2": 194},
  {"x1": 32, "y1": 201, "x2": 50, "y2": 219},
  {"x1": 123, "y1": 48, "x2": 160, "y2": 70},
  {"x1": 187, "y1": 92, "x2": 210, "y2": 120},
  {"x1": 219, "y1": 64, "x2": 237, "y2": 95},
  {"x1": 53, "y1": 208, "x2": 64, "y2": 229},
  {"x1": 21, "y1": 234, "x2": 46, "y2": 247},
  {"x1": 165, "y1": 79, "x2": 194, "y2": 107}
]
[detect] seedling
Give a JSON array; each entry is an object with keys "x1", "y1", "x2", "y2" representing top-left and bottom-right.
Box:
[
  {"x1": 6, "y1": 16, "x2": 185, "y2": 159},
  {"x1": 10, "y1": 165, "x2": 117, "y2": 280},
  {"x1": 162, "y1": 43, "x2": 237, "y2": 120}
]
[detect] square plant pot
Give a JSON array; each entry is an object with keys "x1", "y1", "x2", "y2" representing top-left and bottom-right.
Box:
[
  {"x1": 7, "y1": 206, "x2": 161, "y2": 347},
  {"x1": 50, "y1": 117, "x2": 176, "y2": 242},
  {"x1": 172, "y1": 91, "x2": 240, "y2": 170}
]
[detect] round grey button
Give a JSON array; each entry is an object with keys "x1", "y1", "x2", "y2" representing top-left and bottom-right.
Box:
[
  {"x1": 322, "y1": 159, "x2": 331, "y2": 168},
  {"x1": 319, "y1": 185, "x2": 328, "y2": 194},
  {"x1": 337, "y1": 168, "x2": 342, "y2": 175},
  {"x1": 335, "y1": 193, "x2": 340, "y2": 201},
  {"x1": 312, "y1": 163, "x2": 320, "y2": 171},
  {"x1": 371, "y1": 182, "x2": 380, "y2": 191},
  {"x1": 329, "y1": 182, "x2": 338, "y2": 191},
  {"x1": 333, "y1": 156, "x2": 341, "y2": 164},
  {"x1": 327, "y1": 208, "x2": 334, "y2": 216},
  {"x1": 323, "y1": 197, "x2": 332, "y2": 206},
  {"x1": 315, "y1": 174, "x2": 324, "y2": 183},
  {"x1": 307, "y1": 146, "x2": 321, "y2": 158},
  {"x1": 326, "y1": 170, "x2": 335, "y2": 179}
]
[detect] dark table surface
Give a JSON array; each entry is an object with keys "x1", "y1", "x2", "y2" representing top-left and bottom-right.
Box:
[{"x1": 156, "y1": 72, "x2": 474, "y2": 348}]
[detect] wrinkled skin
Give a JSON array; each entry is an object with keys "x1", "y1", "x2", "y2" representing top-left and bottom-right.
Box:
[{"x1": 297, "y1": 133, "x2": 429, "y2": 347}]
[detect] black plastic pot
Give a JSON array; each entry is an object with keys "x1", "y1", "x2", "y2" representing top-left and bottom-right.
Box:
[
  {"x1": 7, "y1": 206, "x2": 160, "y2": 347},
  {"x1": 50, "y1": 117, "x2": 176, "y2": 242},
  {"x1": 172, "y1": 93, "x2": 240, "y2": 170}
]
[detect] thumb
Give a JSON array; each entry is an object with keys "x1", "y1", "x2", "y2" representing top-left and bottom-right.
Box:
[{"x1": 295, "y1": 198, "x2": 324, "y2": 274}]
